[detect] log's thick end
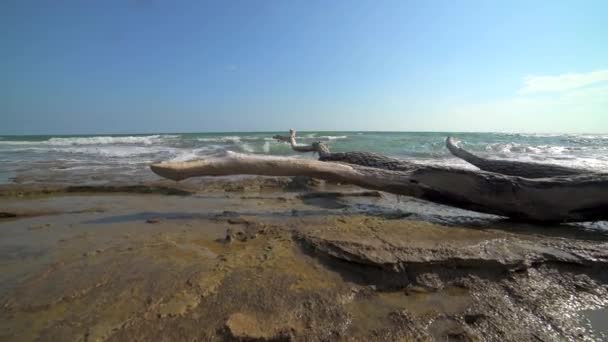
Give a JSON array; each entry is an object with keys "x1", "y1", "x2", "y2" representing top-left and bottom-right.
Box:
[{"x1": 150, "y1": 163, "x2": 186, "y2": 181}]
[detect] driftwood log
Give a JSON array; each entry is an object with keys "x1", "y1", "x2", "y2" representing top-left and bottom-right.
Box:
[
  {"x1": 150, "y1": 130, "x2": 606, "y2": 223},
  {"x1": 151, "y1": 151, "x2": 608, "y2": 223},
  {"x1": 272, "y1": 130, "x2": 592, "y2": 178},
  {"x1": 445, "y1": 137, "x2": 589, "y2": 178},
  {"x1": 272, "y1": 129, "x2": 421, "y2": 171}
]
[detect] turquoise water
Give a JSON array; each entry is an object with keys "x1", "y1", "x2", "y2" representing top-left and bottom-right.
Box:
[{"x1": 1, "y1": 132, "x2": 607, "y2": 184}]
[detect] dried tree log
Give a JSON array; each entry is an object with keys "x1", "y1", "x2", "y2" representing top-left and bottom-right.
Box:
[
  {"x1": 446, "y1": 137, "x2": 589, "y2": 178},
  {"x1": 151, "y1": 152, "x2": 608, "y2": 223},
  {"x1": 273, "y1": 129, "x2": 420, "y2": 171},
  {"x1": 272, "y1": 130, "x2": 596, "y2": 178},
  {"x1": 272, "y1": 129, "x2": 331, "y2": 155}
]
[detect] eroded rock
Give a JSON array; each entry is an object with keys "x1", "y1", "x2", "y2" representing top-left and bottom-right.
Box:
[{"x1": 225, "y1": 312, "x2": 291, "y2": 341}]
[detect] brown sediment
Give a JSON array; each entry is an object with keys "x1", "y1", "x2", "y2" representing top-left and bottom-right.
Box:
[
  {"x1": 297, "y1": 191, "x2": 382, "y2": 199},
  {"x1": 0, "y1": 184, "x2": 607, "y2": 341},
  {"x1": 0, "y1": 184, "x2": 194, "y2": 197},
  {"x1": 0, "y1": 208, "x2": 106, "y2": 220},
  {"x1": 0, "y1": 176, "x2": 326, "y2": 198}
]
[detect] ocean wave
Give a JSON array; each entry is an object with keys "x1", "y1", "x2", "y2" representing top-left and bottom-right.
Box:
[
  {"x1": 46, "y1": 135, "x2": 177, "y2": 146},
  {"x1": 483, "y1": 143, "x2": 575, "y2": 155},
  {"x1": 196, "y1": 136, "x2": 242, "y2": 143},
  {"x1": 1, "y1": 145, "x2": 179, "y2": 159},
  {"x1": 505, "y1": 133, "x2": 564, "y2": 138},
  {"x1": 317, "y1": 135, "x2": 347, "y2": 140},
  {"x1": 2, "y1": 132, "x2": 607, "y2": 185},
  {"x1": 169, "y1": 146, "x2": 231, "y2": 162},
  {"x1": 509, "y1": 133, "x2": 608, "y2": 141},
  {"x1": 295, "y1": 134, "x2": 348, "y2": 141},
  {"x1": 239, "y1": 143, "x2": 255, "y2": 153},
  {"x1": 59, "y1": 146, "x2": 174, "y2": 158},
  {"x1": 0, "y1": 135, "x2": 179, "y2": 146}
]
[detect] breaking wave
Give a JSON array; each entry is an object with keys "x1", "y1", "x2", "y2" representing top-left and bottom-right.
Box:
[{"x1": 1, "y1": 131, "x2": 607, "y2": 184}]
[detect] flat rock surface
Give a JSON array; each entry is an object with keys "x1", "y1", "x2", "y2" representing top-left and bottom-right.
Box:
[{"x1": 0, "y1": 182, "x2": 607, "y2": 341}]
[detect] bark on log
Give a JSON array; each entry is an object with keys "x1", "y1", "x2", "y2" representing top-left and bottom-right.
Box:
[
  {"x1": 272, "y1": 130, "x2": 596, "y2": 178},
  {"x1": 272, "y1": 129, "x2": 331, "y2": 156},
  {"x1": 446, "y1": 137, "x2": 589, "y2": 178},
  {"x1": 273, "y1": 130, "x2": 419, "y2": 171},
  {"x1": 150, "y1": 152, "x2": 608, "y2": 223}
]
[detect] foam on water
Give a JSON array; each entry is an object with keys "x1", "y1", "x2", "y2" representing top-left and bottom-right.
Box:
[
  {"x1": 318, "y1": 135, "x2": 348, "y2": 140},
  {"x1": 0, "y1": 135, "x2": 178, "y2": 146},
  {"x1": 196, "y1": 136, "x2": 242, "y2": 143},
  {"x1": 1, "y1": 132, "x2": 607, "y2": 184}
]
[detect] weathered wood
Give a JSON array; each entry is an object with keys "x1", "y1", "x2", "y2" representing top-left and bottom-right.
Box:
[
  {"x1": 446, "y1": 137, "x2": 589, "y2": 178},
  {"x1": 273, "y1": 130, "x2": 596, "y2": 178},
  {"x1": 272, "y1": 129, "x2": 331, "y2": 156},
  {"x1": 151, "y1": 152, "x2": 608, "y2": 223},
  {"x1": 273, "y1": 130, "x2": 419, "y2": 170},
  {"x1": 319, "y1": 151, "x2": 417, "y2": 171}
]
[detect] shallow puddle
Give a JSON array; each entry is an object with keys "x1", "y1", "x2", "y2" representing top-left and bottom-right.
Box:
[
  {"x1": 579, "y1": 308, "x2": 608, "y2": 341},
  {"x1": 346, "y1": 287, "x2": 471, "y2": 335}
]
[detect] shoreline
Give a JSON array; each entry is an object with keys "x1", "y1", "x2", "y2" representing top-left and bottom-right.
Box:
[{"x1": 1, "y1": 177, "x2": 607, "y2": 340}]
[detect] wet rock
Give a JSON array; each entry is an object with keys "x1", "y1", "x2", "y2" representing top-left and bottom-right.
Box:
[
  {"x1": 156, "y1": 291, "x2": 200, "y2": 318},
  {"x1": 297, "y1": 191, "x2": 382, "y2": 199},
  {"x1": 284, "y1": 176, "x2": 322, "y2": 192},
  {"x1": 415, "y1": 273, "x2": 443, "y2": 290},
  {"x1": 66, "y1": 185, "x2": 193, "y2": 196},
  {"x1": 225, "y1": 228, "x2": 242, "y2": 243},
  {"x1": 403, "y1": 286, "x2": 431, "y2": 296},
  {"x1": 223, "y1": 184, "x2": 246, "y2": 192},
  {"x1": 3, "y1": 195, "x2": 608, "y2": 342},
  {"x1": 428, "y1": 317, "x2": 474, "y2": 342},
  {"x1": 463, "y1": 313, "x2": 487, "y2": 325},
  {"x1": 241, "y1": 195, "x2": 289, "y2": 202},
  {"x1": 146, "y1": 219, "x2": 161, "y2": 224},
  {"x1": 224, "y1": 313, "x2": 291, "y2": 341},
  {"x1": 573, "y1": 274, "x2": 595, "y2": 291},
  {"x1": 28, "y1": 223, "x2": 51, "y2": 230},
  {"x1": 381, "y1": 210, "x2": 412, "y2": 220},
  {"x1": 227, "y1": 217, "x2": 250, "y2": 225},
  {"x1": 225, "y1": 223, "x2": 265, "y2": 243},
  {"x1": 296, "y1": 217, "x2": 608, "y2": 277}
]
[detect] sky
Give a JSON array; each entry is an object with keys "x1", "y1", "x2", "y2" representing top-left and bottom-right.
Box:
[{"x1": 1, "y1": 0, "x2": 607, "y2": 135}]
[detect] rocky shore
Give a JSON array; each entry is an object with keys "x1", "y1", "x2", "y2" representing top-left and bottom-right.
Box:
[{"x1": 0, "y1": 177, "x2": 607, "y2": 341}]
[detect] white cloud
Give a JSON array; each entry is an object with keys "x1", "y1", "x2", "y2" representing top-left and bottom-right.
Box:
[
  {"x1": 443, "y1": 71, "x2": 608, "y2": 133},
  {"x1": 520, "y1": 69, "x2": 608, "y2": 94}
]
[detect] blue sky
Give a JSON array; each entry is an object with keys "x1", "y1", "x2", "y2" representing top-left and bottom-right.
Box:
[{"x1": 2, "y1": 0, "x2": 607, "y2": 134}]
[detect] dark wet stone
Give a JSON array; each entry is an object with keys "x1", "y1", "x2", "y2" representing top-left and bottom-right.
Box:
[
  {"x1": 284, "y1": 176, "x2": 322, "y2": 192},
  {"x1": 227, "y1": 217, "x2": 250, "y2": 225}
]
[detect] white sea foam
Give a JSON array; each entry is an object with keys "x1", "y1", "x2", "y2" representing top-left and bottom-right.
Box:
[
  {"x1": 1, "y1": 132, "x2": 607, "y2": 185},
  {"x1": 46, "y1": 135, "x2": 176, "y2": 146},
  {"x1": 196, "y1": 136, "x2": 242, "y2": 143},
  {"x1": 56, "y1": 146, "x2": 172, "y2": 158},
  {"x1": 484, "y1": 143, "x2": 576, "y2": 156},
  {"x1": 318, "y1": 135, "x2": 348, "y2": 140},
  {"x1": 0, "y1": 135, "x2": 178, "y2": 147},
  {"x1": 168, "y1": 147, "x2": 226, "y2": 162},
  {"x1": 240, "y1": 143, "x2": 255, "y2": 153}
]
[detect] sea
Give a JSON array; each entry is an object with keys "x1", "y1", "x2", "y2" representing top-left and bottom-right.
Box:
[{"x1": 1, "y1": 132, "x2": 607, "y2": 184}]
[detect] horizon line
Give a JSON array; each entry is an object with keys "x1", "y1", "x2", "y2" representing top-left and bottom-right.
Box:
[{"x1": 1, "y1": 130, "x2": 607, "y2": 137}]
